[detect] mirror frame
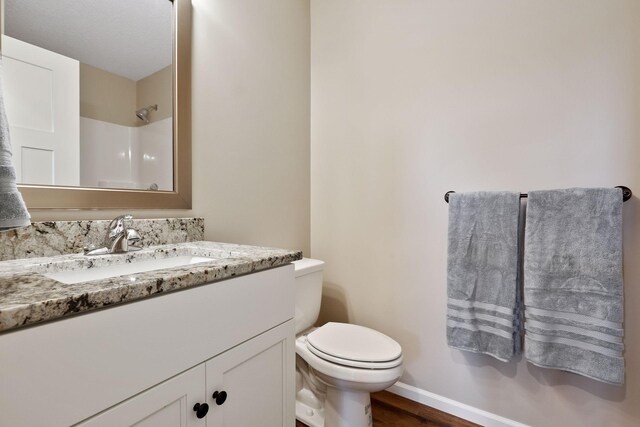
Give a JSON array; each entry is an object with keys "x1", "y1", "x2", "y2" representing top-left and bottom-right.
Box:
[{"x1": 0, "y1": 0, "x2": 192, "y2": 209}]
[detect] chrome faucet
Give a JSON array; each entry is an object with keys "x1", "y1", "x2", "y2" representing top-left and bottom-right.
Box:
[
  {"x1": 84, "y1": 214, "x2": 141, "y2": 255},
  {"x1": 105, "y1": 214, "x2": 141, "y2": 253}
]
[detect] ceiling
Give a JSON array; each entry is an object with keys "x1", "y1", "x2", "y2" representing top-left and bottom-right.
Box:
[{"x1": 5, "y1": 0, "x2": 173, "y2": 81}]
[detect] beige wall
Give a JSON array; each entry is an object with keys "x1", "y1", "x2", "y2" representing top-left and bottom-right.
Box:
[
  {"x1": 311, "y1": 1, "x2": 640, "y2": 426},
  {"x1": 137, "y1": 65, "x2": 172, "y2": 125},
  {"x1": 80, "y1": 64, "x2": 172, "y2": 127},
  {"x1": 80, "y1": 63, "x2": 137, "y2": 127},
  {"x1": 29, "y1": 0, "x2": 311, "y2": 256}
]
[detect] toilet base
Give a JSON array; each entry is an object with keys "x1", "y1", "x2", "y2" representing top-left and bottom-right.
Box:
[
  {"x1": 296, "y1": 388, "x2": 373, "y2": 427},
  {"x1": 296, "y1": 399, "x2": 325, "y2": 427},
  {"x1": 324, "y1": 387, "x2": 372, "y2": 427}
]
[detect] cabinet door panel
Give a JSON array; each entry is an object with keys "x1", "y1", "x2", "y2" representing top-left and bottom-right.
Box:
[
  {"x1": 206, "y1": 321, "x2": 295, "y2": 427},
  {"x1": 76, "y1": 365, "x2": 206, "y2": 427}
]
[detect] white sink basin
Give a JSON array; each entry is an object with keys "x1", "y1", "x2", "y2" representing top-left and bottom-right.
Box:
[{"x1": 44, "y1": 256, "x2": 214, "y2": 284}]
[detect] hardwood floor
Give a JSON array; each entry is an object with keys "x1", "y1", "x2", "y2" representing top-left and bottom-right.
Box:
[{"x1": 295, "y1": 390, "x2": 480, "y2": 427}]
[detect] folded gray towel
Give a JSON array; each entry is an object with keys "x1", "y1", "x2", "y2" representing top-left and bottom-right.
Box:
[
  {"x1": 524, "y1": 188, "x2": 624, "y2": 385},
  {"x1": 447, "y1": 191, "x2": 521, "y2": 362},
  {"x1": 0, "y1": 166, "x2": 30, "y2": 230},
  {"x1": 0, "y1": 59, "x2": 31, "y2": 231}
]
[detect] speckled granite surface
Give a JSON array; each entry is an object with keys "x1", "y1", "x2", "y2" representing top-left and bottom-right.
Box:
[
  {"x1": 0, "y1": 241, "x2": 302, "y2": 333},
  {"x1": 0, "y1": 218, "x2": 204, "y2": 261}
]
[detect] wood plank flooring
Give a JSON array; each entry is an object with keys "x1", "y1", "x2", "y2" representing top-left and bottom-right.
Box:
[{"x1": 295, "y1": 390, "x2": 481, "y2": 427}]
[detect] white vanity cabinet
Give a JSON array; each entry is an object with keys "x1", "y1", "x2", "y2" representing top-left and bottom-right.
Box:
[
  {"x1": 78, "y1": 321, "x2": 293, "y2": 427},
  {"x1": 0, "y1": 265, "x2": 295, "y2": 427}
]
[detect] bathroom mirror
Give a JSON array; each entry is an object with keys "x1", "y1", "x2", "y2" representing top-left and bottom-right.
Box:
[{"x1": 0, "y1": 0, "x2": 191, "y2": 209}]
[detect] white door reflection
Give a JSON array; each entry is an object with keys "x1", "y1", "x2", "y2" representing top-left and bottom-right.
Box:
[{"x1": 2, "y1": 36, "x2": 80, "y2": 186}]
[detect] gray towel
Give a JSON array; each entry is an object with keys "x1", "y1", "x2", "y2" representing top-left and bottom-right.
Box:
[
  {"x1": 524, "y1": 188, "x2": 624, "y2": 385},
  {"x1": 447, "y1": 191, "x2": 521, "y2": 362},
  {"x1": 0, "y1": 58, "x2": 31, "y2": 231}
]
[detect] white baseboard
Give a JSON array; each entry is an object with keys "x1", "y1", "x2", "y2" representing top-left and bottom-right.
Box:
[{"x1": 387, "y1": 382, "x2": 530, "y2": 427}]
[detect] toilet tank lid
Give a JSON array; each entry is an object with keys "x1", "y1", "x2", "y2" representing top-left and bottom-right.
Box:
[{"x1": 293, "y1": 258, "x2": 324, "y2": 277}]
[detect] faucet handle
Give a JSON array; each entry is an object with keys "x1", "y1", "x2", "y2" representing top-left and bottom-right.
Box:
[
  {"x1": 112, "y1": 214, "x2": 133, "y2": 225},
  {"x1": 108, "y1": 214, "x2": 133, "y2": 238},
  {"x1": 122, "y1": 229, "x2": 142, "y2": 252},
  {"x1": 126, "y1": 229, "x2": 141, "y2": 242}
]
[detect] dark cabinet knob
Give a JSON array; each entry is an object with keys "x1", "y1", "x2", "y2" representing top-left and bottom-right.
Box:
[
  {"x1": 212, "y1": 390, "x2": 228, "y2": 405},
  {"x1": 193, "y1": 402, "x2": 209, "y2": 419}
]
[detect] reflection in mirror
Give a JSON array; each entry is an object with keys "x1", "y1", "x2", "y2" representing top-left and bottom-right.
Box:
[{"x1": 2, "y1": 0, "x2": 174, "y2": 191}]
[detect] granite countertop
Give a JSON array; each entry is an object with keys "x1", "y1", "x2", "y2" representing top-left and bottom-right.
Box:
[{"x1": 0, "y1": 241, "x2": 302, "y2": 333}]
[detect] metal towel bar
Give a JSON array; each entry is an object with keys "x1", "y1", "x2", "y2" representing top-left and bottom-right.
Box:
[{"x1": 444, "y1": 186, "x2": 632, "y2": 203}]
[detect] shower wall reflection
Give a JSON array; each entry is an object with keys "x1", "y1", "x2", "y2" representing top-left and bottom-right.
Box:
[
  {"x1": 80, "y1": 117, "x2": 173, "y2": 191},
  {"x1": 78, "y1": 63, "x2": 173, "y2": 190}
]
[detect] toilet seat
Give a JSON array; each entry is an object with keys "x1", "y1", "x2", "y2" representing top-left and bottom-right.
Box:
[
  {"x1": 307, "y1": 343, "x2": 403, "y2": 369},
  {"x1": 306, "y1": 323, "x2": 403, "y2": 369},
  {"x1": 296, "y1": 335, "x2": 404, "y2": 386}
]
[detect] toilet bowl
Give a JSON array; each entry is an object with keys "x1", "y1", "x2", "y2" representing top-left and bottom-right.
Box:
[{"x1": 294, "y1": 259, "x2": 403, "y2": 427}]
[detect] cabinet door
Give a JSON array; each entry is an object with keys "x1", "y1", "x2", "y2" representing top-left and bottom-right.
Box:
[
  {"x1": 76, "y1": 364, "x2": 207, "y2": 427},
  {"x1": 205, "y1": 320, "x2": 295, "y2": 427}
]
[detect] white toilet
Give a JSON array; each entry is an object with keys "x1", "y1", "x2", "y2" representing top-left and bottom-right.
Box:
[{"x1": 294, "y1": 258, "x2": 404, "y2": 427}]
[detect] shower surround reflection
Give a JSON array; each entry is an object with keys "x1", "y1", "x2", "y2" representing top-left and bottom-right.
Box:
[{"x1": 80, "y1": 116, "x2": 172, "y2": 191}]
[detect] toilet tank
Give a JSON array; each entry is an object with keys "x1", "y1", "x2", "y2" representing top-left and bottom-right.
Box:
[{"x1": 293, "y1": 258, "x2": 325, "y2": 334}]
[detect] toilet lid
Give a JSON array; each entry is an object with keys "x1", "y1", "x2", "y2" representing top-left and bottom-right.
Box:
[{"x1": 306, "y1": 323, "x2": 402, "y2": 367}]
